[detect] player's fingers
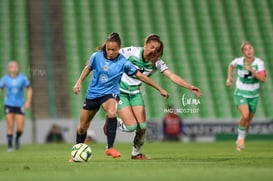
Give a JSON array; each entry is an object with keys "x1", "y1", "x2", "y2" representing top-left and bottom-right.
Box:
[
  {"x1": 73, "y1": 86, "x2": 80, "y2": 94},
  {"x1": 74, "y1": 88, "x2": 79, "y2": 95},
  {"x1": 193, "y1": 90, "x2": 201, "y2": 97}
]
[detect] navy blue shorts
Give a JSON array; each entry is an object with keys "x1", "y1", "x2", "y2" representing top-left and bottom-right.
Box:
[
  {"x1": 83, "y1": 94, "x2": 120, "y2": 111},
  {"x1": 4, "y1": 105, "x2": 25, "y2": 115}
]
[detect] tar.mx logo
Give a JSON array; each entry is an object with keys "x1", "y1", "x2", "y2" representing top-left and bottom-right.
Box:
[{"x1": 181, "y1": 93, "x2": 200, "y2": 107}]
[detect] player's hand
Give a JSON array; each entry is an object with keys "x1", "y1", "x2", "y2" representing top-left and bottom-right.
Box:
[
  {"x1": 73, "y1": 82, "x2": 81, "y2": 95},
  {"x1": 190, "y1": 86, "x2": 201, "y2": 97},
  {"x1": 24, "y1": 101, "x2": 31, "y2": 110},
  {"x1": 226, "y1": 78, "x2": 233, "y2": 87},
  {"x1": 245, "y1": 64, "x2": 256, "y2": 75},
  {"x1": 159, "y1": 89, "x2": 169, "y2": 99}
]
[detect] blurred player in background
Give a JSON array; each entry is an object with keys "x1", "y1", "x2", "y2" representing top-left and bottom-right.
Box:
[
  {"x1": 0, "y1": 61, "x2": 32, "y2": 152},
  {"x1": 226, "y1": 41, "x2": 266, "y2": 151},
  {"x1": 71, "y1": 32, "x2": 168, "y2": 160},
  {"x1": 115, "y1": 34, "x2": 201, "y2": 159}
]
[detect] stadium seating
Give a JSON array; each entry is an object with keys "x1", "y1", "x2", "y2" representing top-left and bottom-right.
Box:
[
  {"x1": 62, "y1": 0, "x2": 273, "y2": 120},
  {"x1": 0, "y1": 0, "x2": 30, "y2": 118}
]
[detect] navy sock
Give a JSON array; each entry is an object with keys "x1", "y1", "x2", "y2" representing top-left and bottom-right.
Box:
[
  {"x1": 16, "y1": 131, "x2": 22, "y2": 141},
  {"x1": 7, "y1": 134, "x2": 13, "y2": 148},
  {"x1": 76, "y1": 131, "x2": 87, "y2": 143},
  {"x1": 107, "y1": 117, "x2": 117, "y2": 148}
]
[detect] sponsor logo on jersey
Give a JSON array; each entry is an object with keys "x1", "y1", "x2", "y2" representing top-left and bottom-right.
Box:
[{"x1": 100, "y1": 74, "x2": 108, "y2": 83}]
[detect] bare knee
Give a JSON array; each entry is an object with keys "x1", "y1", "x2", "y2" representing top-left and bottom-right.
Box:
[
  {"x1": 106, "y1": 110, "x2": 117, "y2": 119},
  {"x1": 241, "y1": 114, "x2": 249, "y2": 122}
]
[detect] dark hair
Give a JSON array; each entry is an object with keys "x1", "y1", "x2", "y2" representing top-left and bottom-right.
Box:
[
  {"x1": 144, "y1": 34, "x2": 164, "y2": 64},
  {"x1": 96, "y1": 32, "x2": 121, "y2": 51}
]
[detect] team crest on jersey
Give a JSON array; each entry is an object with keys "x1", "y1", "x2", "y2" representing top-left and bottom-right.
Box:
[{"x1": 103, "y1": 65, "x2": 108, "y2": 71}]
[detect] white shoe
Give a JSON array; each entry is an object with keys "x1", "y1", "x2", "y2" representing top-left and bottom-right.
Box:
[
  {"x1": 236, "y1": 139, "x2": 245, "y2": 151},
  {"x1": 7, "y1": 148, "x2": 13, "y2": 152}
]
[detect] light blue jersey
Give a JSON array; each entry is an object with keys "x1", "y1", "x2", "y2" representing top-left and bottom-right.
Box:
[
  {"x1": 86, "y1": 51, "x2": 137, "y2": 99},
  {"x1": 0, "y1": 73, "x2": 30, "y2": 107}
]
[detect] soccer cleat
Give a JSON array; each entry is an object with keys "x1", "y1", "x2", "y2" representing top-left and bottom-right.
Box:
[
  {"x1": 236, "y1": 139, "x2": 245, "y2": 151},
  {"x1": 7, "y1": 148, "x2": 13, "y2": 153},
  {"x1": 69, "y1": 158, "x2": 75, "y2": 163},
  {"x1": 106, "y1": 147, "x2": 121, "y2": 158},
  {"x1": 131, "y1": 153, "x2": 151, "y2": 160}
]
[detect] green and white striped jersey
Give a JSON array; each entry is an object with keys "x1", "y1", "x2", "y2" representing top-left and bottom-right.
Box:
[
  {"x1": 119, "y1": 46, "x2": 168, "y2": 94},
  {"x1": 231, "y1": 57, "x2": 265, "y2": 98}
]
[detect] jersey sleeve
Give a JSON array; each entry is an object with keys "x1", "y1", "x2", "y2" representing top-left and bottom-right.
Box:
[
  {"x1": 88, "y1": 52, "x2": 97, "y2": 70},
  {"x1": 23, "y1": 75, "x2": 30, "y2": 87},
  {"x1": 230, "y1": 58, "x2": 239, "y2": 67},
  {"x1": 124, "y1": 61, "x2": 138, "y2": 76},
  {"x1": 155, "y1": 59, "x2": 168, "y2": 73},
  {"x1": 257, "y1": 59, "x2": 266, "y2": 72},
  {"x1": 119, "y1": 47, "x2": 133, "y2": 59}
]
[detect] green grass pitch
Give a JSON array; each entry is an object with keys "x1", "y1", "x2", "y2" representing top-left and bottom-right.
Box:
[{"x1": 0, "y1": 141, "x2": 273, "y2": 181}]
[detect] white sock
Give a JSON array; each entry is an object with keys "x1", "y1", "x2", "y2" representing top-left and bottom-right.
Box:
[
  {"x1": 131, "y1": 145, "x2": 141, "y2": 156},
  {"x1": 237, "y1": 127, "x2": 246, "y2": 140}
]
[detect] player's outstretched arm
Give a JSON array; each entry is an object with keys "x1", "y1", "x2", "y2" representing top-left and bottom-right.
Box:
[
  {"x1": 73, "y1": 65, "x2": 91, "y2": 95},
  {"x1": 135, "y1": 71, "x2": 169, "y2": 99},
  {"x1": 163, "y1": 69, "x2": 201, "y2": 97}
]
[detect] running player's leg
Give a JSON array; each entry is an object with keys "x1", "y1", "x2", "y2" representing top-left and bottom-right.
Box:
[
  {"x1": 237, "y1": 104, "x2": 249, "y2": 151},
  {"x1": 14, "y1": 114, "x2": 25, "y2": 149},
  {"x1": 246, "y1": 97, "x2": 258, "y2": 132},
  {"x1": 117, "y1": 92, "x2": 138, "y2": 132},
  {"x1": 118, "y1": 106, "x2": 138, "y2": 132},
  {"x1": 77, "y1": 109, "x2": 97, "y2": 143},
  {"x1": 69, "y1": 109, "x2": 97, "y2": 162},
  {"x1": 130, "y1": 105, "x2": 150, "y2": 159},
  {"x1": 246, "y1": 113, "x2": 254, "y2": 132},
  {"x1": 102, "y1": 97, "x2": 121, "y2": 158},
  {"x1": 6, "y1": 112, "x2": 15, "y2": 152},
  {"x1": 234, "y1": 95, "x2": 250, "y2": 151}
]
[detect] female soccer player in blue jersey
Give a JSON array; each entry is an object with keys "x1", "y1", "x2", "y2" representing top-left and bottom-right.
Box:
[
  {"x1": 226, "y1": 42, "x2": 266, "y2": 151},
  {"x1": 71, "y1": 32, "x2": 168, "y2": 160},
  {"x1": 0, "y1": 61, "x2": 32, "y2": 152},
  {"x1": 115, "y1": 34, "x2": 201, "y2": 159}
]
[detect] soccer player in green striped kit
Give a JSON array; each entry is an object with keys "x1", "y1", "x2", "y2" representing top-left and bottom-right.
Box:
[{"x1": 226, "y1": 42, "x2": 266, "y2": 151}]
